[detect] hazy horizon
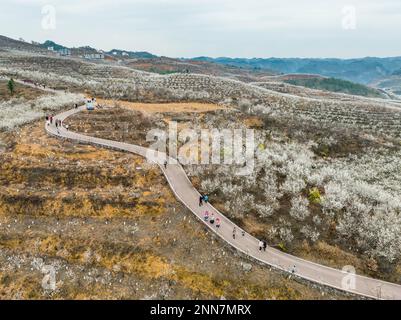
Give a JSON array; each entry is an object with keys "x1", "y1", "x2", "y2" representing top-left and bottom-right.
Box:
[
  {"x1": 1, "y1": 0, "x2": 401, "y2": 59},
  {"x1": 5, "y1": 32, "x2": 401, "y2": 61}
]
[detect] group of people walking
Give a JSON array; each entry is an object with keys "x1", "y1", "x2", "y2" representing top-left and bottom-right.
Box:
[
  {"x1": 55, "y1": 119, "x2": 62, "y2": 128},
  {"x1": 199, "y1": 193, "x2": 268, "y2": 252},
  {"x1": 45, "y1": 115, "x2": 54, "y2": 125},
  {"x1": 45, "y1": 115, "x2": 68, "y2": 132},
  {"x1": 232, "y1": 226, "x2": 245, "y2": 239},
  {"x1": 45, "y1": 115, "x2": 61, "y2": 126},
  {"x1": 200, "y1": 195, "x2": 219, "y2": 228},
  {"x1": 203, "y1": 210, "x2": 221, "y2": 229}
]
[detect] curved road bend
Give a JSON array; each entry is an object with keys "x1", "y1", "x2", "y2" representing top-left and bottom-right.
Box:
[{"x1": 46, "y1": 106, "x2": 401, "y2": 300}]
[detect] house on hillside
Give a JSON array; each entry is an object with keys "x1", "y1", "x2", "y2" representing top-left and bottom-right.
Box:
[
  {"x1": 83, "y1": 53, "x2": 104, "y2": 60},
  {"x1": 58, "y1": 48, "x2": 71, "y2": 56}
]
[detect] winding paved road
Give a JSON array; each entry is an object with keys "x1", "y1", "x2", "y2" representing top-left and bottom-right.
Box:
[{"x1": 46, "y1": 106, "x2": 401, "y2": 300}]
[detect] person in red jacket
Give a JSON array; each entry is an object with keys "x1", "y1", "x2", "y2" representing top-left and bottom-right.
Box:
[{"x1": 215, "y1": 217, "x2": 221, "y2": 229}]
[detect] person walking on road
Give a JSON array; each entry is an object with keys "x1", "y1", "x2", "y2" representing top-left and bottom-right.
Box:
[
  {"x1": 209, "y1": 213, "x2": 215, "y2": 225},
  {"x1": 262, "y1": 240, "x2": 267, "y2": 251},
  {"x1": 259, "y1": 240, "x2": 264, "y2": 251},
  {"x1": 215, "y1": 217, "x2": 221, "y2": 229},
  {"x1": 199, "y1": 195, "x2": 203, "y2": 207},
  {"x1": 164, "y1": 160, "x2": 167, "y2": 169},
  {"x1": 291, "y1": 265, "x2": 297, "y2": 274},
  {"x1": 203, "y1": 210, "x2": 209, "y2": 222},
  {"x1": 203, "y1": 195, "x2": 209, "y2": 204},
  {"x1": 232, "y1": 227, "x2": 236, "y2": 239}
]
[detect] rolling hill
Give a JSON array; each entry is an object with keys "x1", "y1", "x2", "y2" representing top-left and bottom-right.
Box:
[
  {"x1": 284, "y1": 77, "x2": 386, "y2": 98},
  {"x1": 193, "y1": 56, "x2": 401, "y2": 85}
]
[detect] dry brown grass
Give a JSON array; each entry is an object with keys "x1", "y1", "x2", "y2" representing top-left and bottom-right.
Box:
[
  {"x1": 0, "y1": 232, "x2": 337, "y2": 300},
  {"x1": 297, "y1": 241, "x2": 364, "y2": 271},
  {"x1": 0, "y1": 80, "x2": 47, "y2": 101},
  {"x1": 97, "y1": 99, "x2": 230, "y2": 114},
  {"x1": 244, "y1": 116, "x2": 264, "y2": 129}
]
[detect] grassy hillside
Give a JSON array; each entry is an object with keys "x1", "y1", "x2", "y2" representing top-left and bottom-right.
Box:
[
  {"x1": 284, "y1": 77, "x2": 384, "y2": 98},
  {"x1": 0, "y1": 80, "x2": 46, "y2": 101}
]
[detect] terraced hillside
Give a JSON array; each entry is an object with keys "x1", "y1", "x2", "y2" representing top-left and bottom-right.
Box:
[
  {"x1": 125, "y1": 57, "x2": 276, "y2": 82},
  {"x1": 65, "y1": 102, "x2": 401, "y2": 284},
  {"x1": 0, "y1": 77, "x2": 83, "y2": 130},
  {"x1": 250, "y1": 81, "x2": 381, "y2": 101},
  {"x1": 1, "y1": 50, "x2": 400, "y2": 139},
  {"x1": 0, "y1": 111, "x2": 350, "y2": 299},
  {"x1": 1, "y1": 47, "x2": 401, "y2": 298},
  {"x1": 0, "y1": 36, "x2": 48, "y2": 54},
  {"x1": 284, "y1": 77, "x2": 385, "y2": 98}
]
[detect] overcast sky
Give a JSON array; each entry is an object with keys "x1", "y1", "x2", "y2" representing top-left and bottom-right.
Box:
[{"x1": 1, "y1": 0, "x2": 401, "y2": 58}]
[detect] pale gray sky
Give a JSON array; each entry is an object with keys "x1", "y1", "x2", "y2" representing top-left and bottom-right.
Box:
[{"x1": 1, "y1": 0, "x2": 401, "y2": 58}]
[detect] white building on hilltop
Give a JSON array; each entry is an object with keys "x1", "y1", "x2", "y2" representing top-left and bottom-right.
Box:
[
  {"x1": 83, "y1": 53, "x2": 105, "y2": 60},
  {"x1": 58, "y1": 48, "x2": 71, "y2": 56}
]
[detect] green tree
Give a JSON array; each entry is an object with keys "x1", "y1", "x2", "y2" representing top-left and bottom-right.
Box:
[
  {"x1": 7, "y1": 78, "x2": 15, "y2": 96},
  {"x1": 308, "y1": 187, "x2": 322, "y2": 204}
]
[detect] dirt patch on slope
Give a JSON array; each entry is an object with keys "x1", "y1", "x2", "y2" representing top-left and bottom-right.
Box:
[{"x1": 98, "y1": 99, "x2": 230, "y2": 114}]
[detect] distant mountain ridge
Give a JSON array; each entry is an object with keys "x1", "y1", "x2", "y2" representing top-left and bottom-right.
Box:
[
  {"x1": 39, "y1": 39, "x2": 156, "y2": 58},
  {"x1": 192, "y1": 56, "x2": 401, "y2": 85},
  {"x1": 0, "y1": 35, "x2": 48, "y2": 53},
  {"x1": 107, "y1": 49, "x2": 157, "y2": 59}
]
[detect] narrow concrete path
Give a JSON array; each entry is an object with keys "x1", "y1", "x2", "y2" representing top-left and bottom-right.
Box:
[{"x1": 46, "y1": 106, "x2": 401, "y2": 300}]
